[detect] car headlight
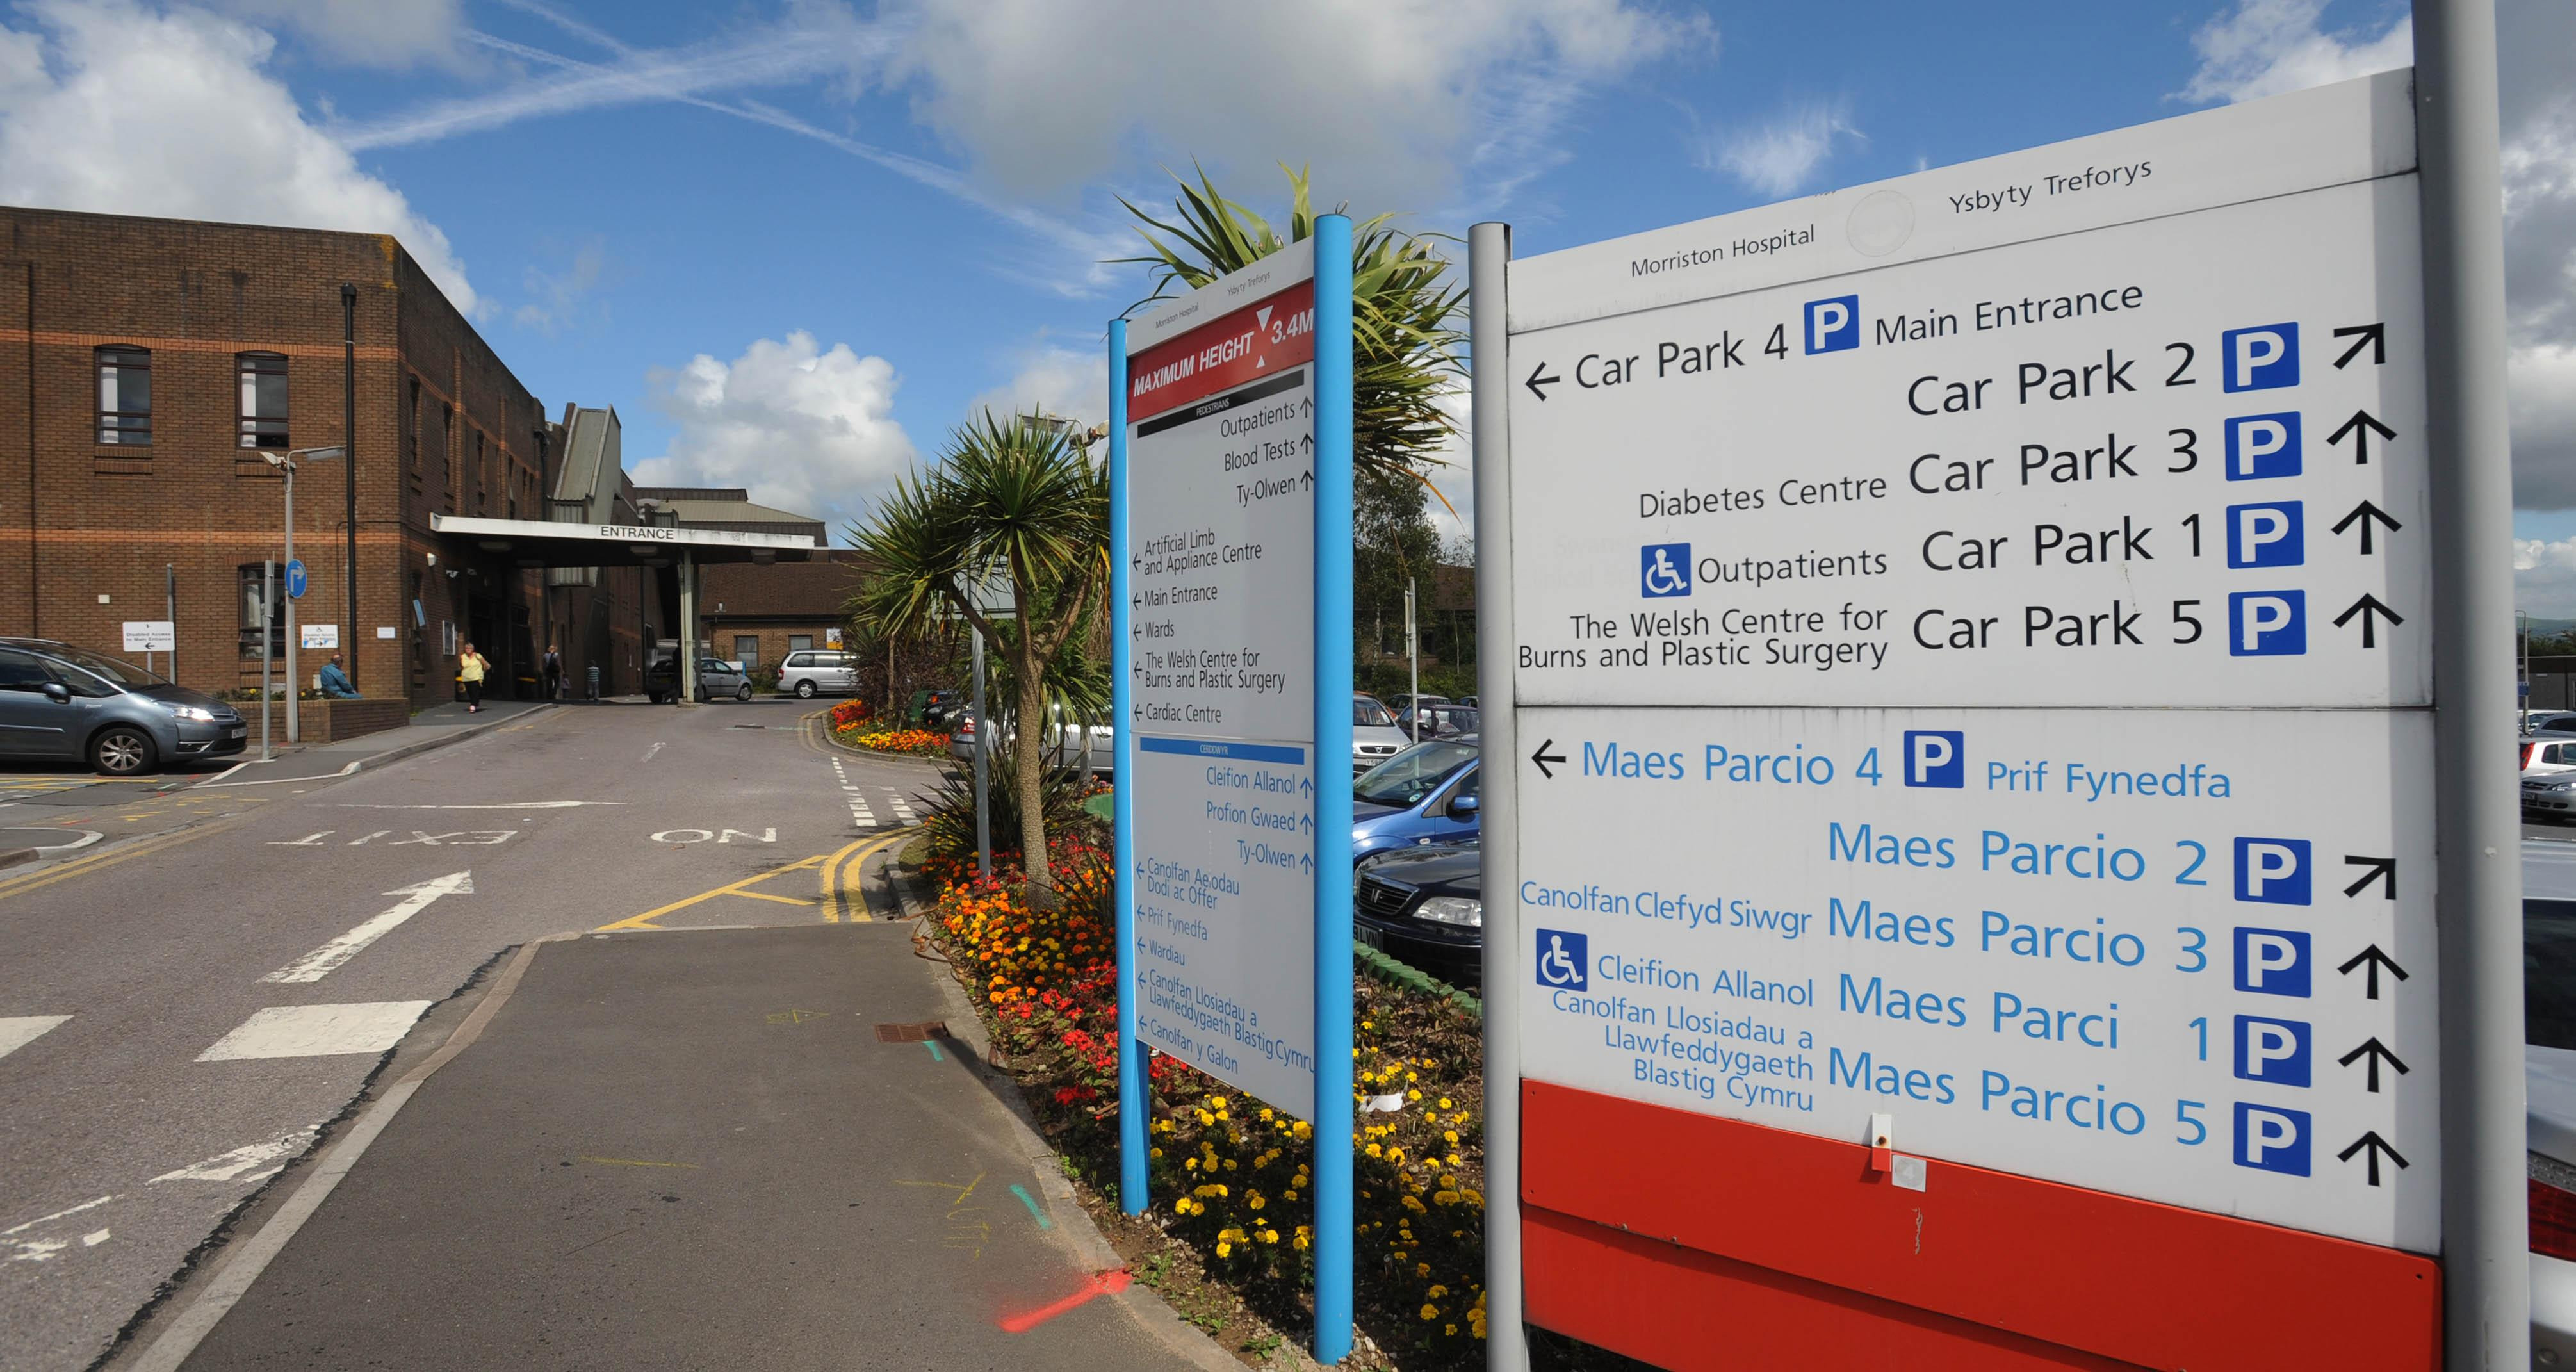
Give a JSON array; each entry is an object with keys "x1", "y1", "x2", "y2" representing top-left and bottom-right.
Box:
[
  {"x1": 165, "y1": 703, "x2": 215, "y2": 723},
  {"x1": 1417, "y1": 896, "x2": 1482, "y2": 927}
]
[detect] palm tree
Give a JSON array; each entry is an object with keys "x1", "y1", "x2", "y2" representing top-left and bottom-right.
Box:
[
  {"x1": 849, "y1": 412, "x2": 1108, "y2": 897},
  {"x1": 1117, "y1": 165, "x2": 1465, "y2": 487}
]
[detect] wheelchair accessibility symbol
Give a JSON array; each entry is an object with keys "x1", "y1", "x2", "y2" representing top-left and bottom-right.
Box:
[
  {"x1": 1640, "y1": 543, "x2": 1691, "y2": 598},
  {"x1": 1536, "y1": 928, "x2": 1588, "y2": 990}
]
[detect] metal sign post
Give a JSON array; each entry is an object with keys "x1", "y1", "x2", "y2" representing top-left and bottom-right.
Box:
[{"x1": 259, "y1": 560, "x2": 275, "y2": 763}]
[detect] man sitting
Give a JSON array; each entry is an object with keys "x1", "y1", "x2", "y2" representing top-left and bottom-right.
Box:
[{"x1": 318, "y1": 653, "x2": 359, "y2": 699}]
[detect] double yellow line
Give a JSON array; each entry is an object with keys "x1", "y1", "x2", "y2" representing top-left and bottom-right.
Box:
[
  {"x1": 0, "y1": 814, "x2": 251, "y2": 906},
  {"x1": 594, "y1": 826, "x2": 913, "y2": 931}
]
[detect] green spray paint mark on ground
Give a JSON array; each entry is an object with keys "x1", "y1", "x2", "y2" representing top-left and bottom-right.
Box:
[
  {"x1": 1009, "y1": 1184, "x2": 1052, "y2": 1229},
  {"x1": 923, "y1": 1039, "x2": 945, "y2": 1062}
]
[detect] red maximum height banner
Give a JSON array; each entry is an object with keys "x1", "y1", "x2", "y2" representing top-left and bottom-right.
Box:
[{"x1": 1127, "y1": 280, "x2": 1316, "y2": 422}]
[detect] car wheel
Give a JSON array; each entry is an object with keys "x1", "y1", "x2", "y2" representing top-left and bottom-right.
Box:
[
  {"x1": 795, "y1": 680, "x2": 816, "y2": 698},
  {"x1": 90, "y1": 725, "x2": 156, "y2": 776},
  {"x1": 737, "y1": 685, "x2": 753, "y2": 702},
  {"x1": 694, "y1": 685, "x2": 709, "y2": 703}
]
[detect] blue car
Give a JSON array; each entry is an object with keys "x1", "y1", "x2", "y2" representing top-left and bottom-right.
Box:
[{"x1": 1350, "y1": 739, "x2": 1479, "y2": 865}]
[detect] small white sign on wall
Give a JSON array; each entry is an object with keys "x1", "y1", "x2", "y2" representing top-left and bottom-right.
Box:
[{"x1": 301, "y1": 624, "x2": 339, "y2": 649}]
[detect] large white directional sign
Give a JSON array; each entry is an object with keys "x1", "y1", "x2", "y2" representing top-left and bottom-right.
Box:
[
  {"x1": 1124, "y1": 242, "x2": 1322, "y2": 1118},
  {"x1": 1508, "y1": 71, "x2": 2437, "y2": 1250}
]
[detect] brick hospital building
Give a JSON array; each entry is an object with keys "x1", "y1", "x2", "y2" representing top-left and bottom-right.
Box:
[{"x1": 0, "y1": 206, "x2": 844, "y2": 707}]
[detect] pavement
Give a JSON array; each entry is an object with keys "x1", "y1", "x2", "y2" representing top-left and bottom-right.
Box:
[
  {"x1": 0, "y1": 693, "x2": 1107, "y2": 1371},
  {"x1": 157, "y1": 923, "x2": 1209, "y2": 1371}
]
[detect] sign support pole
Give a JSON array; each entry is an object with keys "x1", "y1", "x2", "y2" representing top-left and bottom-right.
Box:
[
  {"x1": 1468, "y1": 220, "x2": 1529, "y2": 1372},
  {"x1": 1109, "y1": 316, "x2": 1148, "y2": 1215},
  {"x1": 2417, "y1": 0, "x2": 2527, "y2": 1361},
  {"x1": 1312, "y1": 211, "x2": 1357, "y2": 1367}
]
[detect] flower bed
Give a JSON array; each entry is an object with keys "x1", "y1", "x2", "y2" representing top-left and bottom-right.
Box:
[
  {"x1": 922, "y1": 838, "x2": 1490, "y2": 1367},
  {"x1": 833, "y1": 703, "x2": 949, "y2": 758}
]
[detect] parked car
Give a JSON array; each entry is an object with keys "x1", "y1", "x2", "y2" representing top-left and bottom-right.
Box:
[
  {"x1": 2528, "y1": 735, "x2": 2576, "y2": 820},
  {"x1": 778, "y1": 649, "x2": 859, "y2": 698},
  {"x1": 644, "y1": 656, "x2": 751, "y2": 704},
  {"x1": 920, "y1": 689, "x2": 965, "y2": 729},
  {"x1": 1397, "y1": 703, "x2": 1481, "y2": 740},
  {"x1": 2531, "y1": 710, "x2": 2576, "y2": 735},
  {"x1": 1385, "y1": 693, "x2": 1450, "y2": 717},
  {"x1": 0, "y1": 637, "x2": 245, "y2": 775},
  {"x1": 949, "y1": 704, "x2": 1114, "y2": 773},
  {"x1": 1351, "y1": 739, "x2": 1480, "y2": 864},
  {"x1": 1354, "y1": 840, "x2": 1481, "y2": 983},
  {"x1": 1352, "y1": 694, "x2": 1411, "y2": 772}
]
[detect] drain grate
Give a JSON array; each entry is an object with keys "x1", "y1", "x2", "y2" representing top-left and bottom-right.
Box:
[{"x1": 874, "y1": 1020, "x2": 949, "y2": 1043}]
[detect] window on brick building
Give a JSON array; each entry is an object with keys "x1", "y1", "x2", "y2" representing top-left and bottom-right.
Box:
[
  {"x1": 735, "y1": 635, "x2": 760, "y2": 671},
  {"x1": 95, "y1": 346, "x2": 151, "y2": 445},
  {"x1": 236, "y1": 352, "x2": 288, "y2": 449},
  {"x1": 238, "y1": 564, "x2": 285, "y2": 659}
]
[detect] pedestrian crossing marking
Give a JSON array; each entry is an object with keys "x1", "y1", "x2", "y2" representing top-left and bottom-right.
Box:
[
  {"x1": 197, "y1": 1002, "x2": 432, "y2": 1061},
  {"x1": 0, "y1": 1015, "x2": 70, "y2": 1061}
]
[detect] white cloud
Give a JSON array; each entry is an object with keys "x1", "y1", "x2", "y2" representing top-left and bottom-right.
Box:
[
  {"x1": 2176, "y1": 0, "x2": 2410, "y2": 104},
  {"x1": 1702, "y1": 102, "x2": 1859, "y2": 198},
  {"x1": 2519, "y1": 537, "x2": 2576, "y2": 616},
  {"x1": 880, "y1": 0, "x2": 1711, "y2": 209},
  {"x1": 635, "y1": 331, "x2": 918, "y2": 534},
  {"x1": 217, "y1": 0, "x2": 465, "y2": 69},
  {"x1": 0, "y1": 0, "x2": 478, "y2": 313},
  {"x1": 2180, "y1": 0, "x2": 2576, "y2": 511},
  {"x1": 512, "y1": 237, "x2": 605, "y2": 334},
  {"x1": 969, "y1": 343, "x2": 1106, "y2": 429}
]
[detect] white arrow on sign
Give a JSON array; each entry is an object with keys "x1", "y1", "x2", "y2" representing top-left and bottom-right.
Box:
[{"x1": 260, "y1": 871, "x2": 474, "y2": 984}]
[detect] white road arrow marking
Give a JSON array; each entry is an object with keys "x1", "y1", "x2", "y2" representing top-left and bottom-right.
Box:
[
  {"x1": 151, "y1": 1127, "x2": 316, "y2": 1183},
  {"x1": 260, "y1": 871, "x2": 475, "y2": 984},
  {"x1": 332, "y1": 801, "x2": 623, "y2": 810}
]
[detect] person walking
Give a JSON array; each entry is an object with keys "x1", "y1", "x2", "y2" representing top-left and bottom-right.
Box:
[
  {"x1": 459, "y1": 641, "x2": 490, "y2": 713},
  {"x1": 541, "y1": 642, "x2": 563, "y2": 701}
]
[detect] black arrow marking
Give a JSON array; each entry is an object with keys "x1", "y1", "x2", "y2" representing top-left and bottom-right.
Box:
[
  {"x1": 2326, "y1": 409, "x2": 2399, "y2": 464},
  {"x1": 1298, "y1": 470, "x2": 1314, "y2": 491},
  {"x1": 2337, "y1": 1131, "x2": 2409, "y2": 1186},
  {"x1": 2329, "y1": 500, "x2": 2402, "y2": 555},
  {"x1": 1531, "y1": 739, "x2": 1567, "y2": 779},
  {"x1": 1301, "y1": 432, "x2": 1314, "y2": 453},
  {"x1": 1525, "y1": 363, "x2": 1561, "y2": 402},
  {"x1": 2333, "y1": 594, "x2": 2403, "y2": 648},
  {"x1": 2338, "y1": 944, "x2": 2410, "y2": 999},
  {"x1": 2332, "y1": 322, "x2": 2386, "y2": 369},
  {"x1": 2338, "y1": 1037, "x2": 2410, "y2": 1093},
  {"x1": 2342, "y1": 854, "x2": 2397, "y2": 899}
]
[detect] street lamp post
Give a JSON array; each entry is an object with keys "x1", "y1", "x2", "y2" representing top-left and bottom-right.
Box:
[{"x1": 264, "y1": 445, "x2": 345, "y2": 744}]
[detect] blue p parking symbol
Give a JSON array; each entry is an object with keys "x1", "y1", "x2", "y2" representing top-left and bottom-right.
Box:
[
  {"x1": 2221, "y1": 322, "x2": 2299, "y2": 392},
  {"x1": 2233, "y1": 837, "x2": 2312, "y2": 905},
  {"x1": 1903, "y1": 731, "x2": 1963, "y2": 788},
  {"x1": 2227, "y1": 591, "x2": 2305, "y2": 657},
  {"x1": 2233, "y1": 1102, "x2": 2311, "y2": 1175},
  {"x1": 2233, "y1": 1015, "x2": 2313, "y2": 1087},
  {"x1": 2225, "y1": 412, "x2": 2303, "y2": 480},
  {"x1": 2233, "y1": 927, "x2": 2311, "y2": 998},
  {"x1": 2227, "y1": 502, "x2": 2304, "y2": 569},
  {"x1": 1806, "y1": 295, "x2": 1859, "y2": 354}
]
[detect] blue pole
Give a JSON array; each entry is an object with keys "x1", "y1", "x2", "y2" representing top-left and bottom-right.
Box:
[
  {"x1": 1110, "y1": 316, "x2": 1147, "y2": 1216},
  {"x1": 1310, "y1": 213, "x2": 1357, "y2": 1366}
]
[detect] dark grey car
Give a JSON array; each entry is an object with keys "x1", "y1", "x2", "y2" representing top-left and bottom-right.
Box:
[{"x1": 0, "y1": 639, "x2": 246, "y2": 775}]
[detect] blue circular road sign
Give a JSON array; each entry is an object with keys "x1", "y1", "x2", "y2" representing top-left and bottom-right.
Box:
[{"x1": 285, "y1": 559, "x2": 307, "y2": 600}]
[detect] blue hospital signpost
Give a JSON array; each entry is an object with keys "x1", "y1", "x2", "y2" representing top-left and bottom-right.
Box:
[{"x1": 1113, "y1": 217, "x2": 1357, "y2": 1362}]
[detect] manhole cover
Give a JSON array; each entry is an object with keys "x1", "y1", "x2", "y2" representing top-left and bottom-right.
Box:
[{"x1": 874, "y1": 1020, "x2": 949, "y2": 1043}]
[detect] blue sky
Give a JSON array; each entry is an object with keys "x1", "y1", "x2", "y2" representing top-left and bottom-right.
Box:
[{"x1": 0, "y1": 1, "x2": 2569, "y2": 604}]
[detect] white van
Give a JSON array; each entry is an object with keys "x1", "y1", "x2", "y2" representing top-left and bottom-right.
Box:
[{"x1": 778, "y1": 650, "x2": 858, "y2": 698}]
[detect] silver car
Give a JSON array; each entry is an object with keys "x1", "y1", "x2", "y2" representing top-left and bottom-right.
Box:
[
  {"x1": 0, "y1": 638, "x2": 246, "y2": 774},
  {"x1": 1353, "y1": 695, "x2": 1410, "y2": 772},
  {"x1": 778, "y1": 650, "x2": 858, "y2": 699}
]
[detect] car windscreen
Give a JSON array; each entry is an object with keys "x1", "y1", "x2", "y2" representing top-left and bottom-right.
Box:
[
  {"x1": 48, "y1": 646, "x2": 169, "y2": 689},
  {"x1": 1353, "y1": 699, "x2": 1396, "y2": 727},
  {"x1": 1355, "y1": 742, "x2": 1476, "y2": 809}
]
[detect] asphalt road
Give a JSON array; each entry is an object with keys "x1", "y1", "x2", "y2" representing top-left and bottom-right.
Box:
[{"x1": 0, "y1": 698, "x2": 942, "y2": 1372}]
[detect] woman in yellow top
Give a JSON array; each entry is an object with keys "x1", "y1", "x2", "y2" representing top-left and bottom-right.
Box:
[{"x1": 459, "y1": 641, "x2": 491, "y2": 713}]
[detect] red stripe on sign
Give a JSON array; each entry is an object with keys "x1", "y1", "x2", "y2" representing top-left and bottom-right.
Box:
[
  {"x1": 1128, "y1": 280, "x2": 1314, "y2": 421},
  {"x1": 1521, "y1": 1080, "x2": 2439, "y2": 1372}
]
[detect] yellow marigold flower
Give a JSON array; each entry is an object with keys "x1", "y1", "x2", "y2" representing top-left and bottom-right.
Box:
[
  {"x1": 1362, "y1": 1020, "x2": 1374, "y2": 1030},
  {"x1": 1197, "y1": 1110, "x2": 1213, "y2": 1126},
  {"x1": 1292, "y1": 1121, "x2": 1312, "y2": 1140},
  {"x1": 1365, "y1": 1143, "x2": 1382, "y2": 1159},
  {"x1": 1222, "y1": 1159, "x2": 1236, "y2": 1172},
  {"x1": 1429, "y1": 1284, "x2": 1449, "y2": 1299},
  {"x1": 1434, "y1": 1190, "x2": 1460, "y2": 1205},
  {"x1": 1249, "y1": 1195, "x2": 1266, "y2": 1211},
  {"x1": 1419, "y1": 1304, "x2": 1439, "y2": 1321},
  {"x1": 1262, "y1": 1230, "x2": 1278, "y2": 1244},
  {"x1": 1283, "y1": 1190, "x2": 1298, "y2": 1201},
  {"x1": 1446, "y1": 1325, "x2": 1458, "y2": 1337},
  {"x1": 1259, "y1": 1107, "x2": 1274, "y2": 1122},
  {"x1": 1444, "y1": 1131, "x2": 1459, "y2": 1144},
  {"x1": 1216, "y1": 1242, "x2": 1232, "y2": 1258},
  {"x1": 1438, "y1": 1098, "x2": 1453, "y2": 1110},
  {"x1": 1209, "y1": 1097, "x2": 1227, "y2": 1109},
  {"x1": 1185, "y1": 1157, "x2": 1199, "y2": 1170},
  {"x1": 1150, "y1": 1147, "x2": 1163, "y2": 1157},
  {"x1": 1408, "y1": 1089, "x2": 1423, "y2": 1102}
]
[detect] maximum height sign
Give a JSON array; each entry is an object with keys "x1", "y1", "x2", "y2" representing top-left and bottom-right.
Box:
[{"x1": 1112, "y1": 218, "x2": 1360, "y2": 1363}]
